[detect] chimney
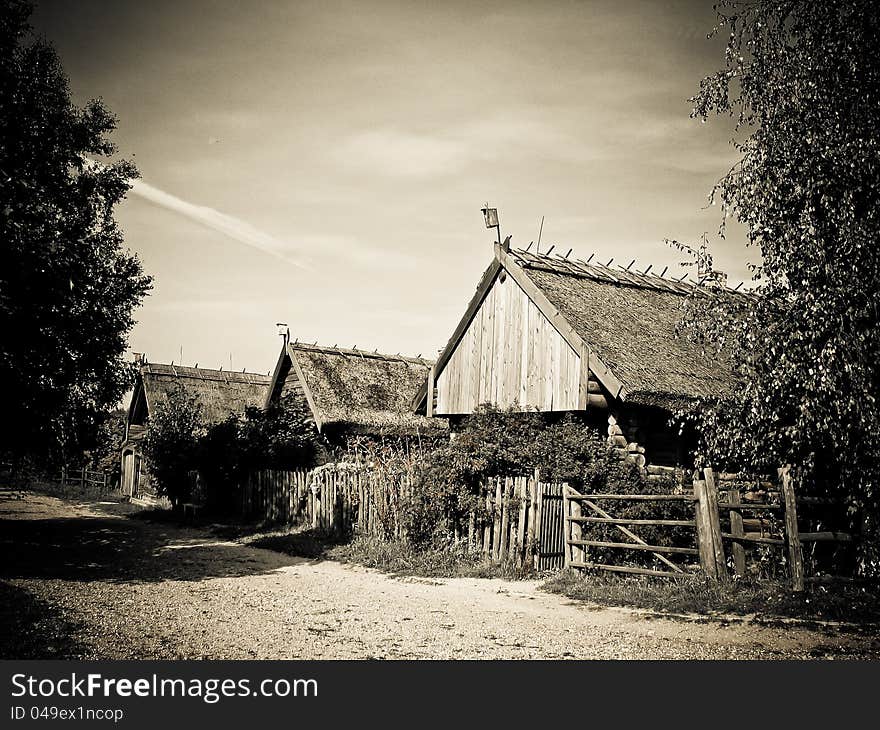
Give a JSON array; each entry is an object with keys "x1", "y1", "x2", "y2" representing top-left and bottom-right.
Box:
[
  {"x1": 276, "y1": 322, "x2": 289, "y2": 346},
  {"x1": 132, "y1": 352, "x2": 144, "y2": 365}
]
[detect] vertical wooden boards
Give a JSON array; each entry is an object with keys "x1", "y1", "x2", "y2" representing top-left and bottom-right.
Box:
[
  {"x1": 533, "y1": 478, "x2": 544, "y2": 570},
  {"x1": 516, "y1": 477, "x2": 528, "y2": 563},
  {"x1": 780, "y1": 466, "x2": 805, "y2": 591},
  {"x1": 435, "y1": 272, "x2": 580, "y2": 414},
  {"x1": 483, "y1": 489, "x2": 492, "y2": 555}
]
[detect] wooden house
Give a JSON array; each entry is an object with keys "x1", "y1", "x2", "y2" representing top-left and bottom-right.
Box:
[
  {"x1": 120, "y1": 358, "x2": 271, "y2": 501},
  {"x1": 414, "y1": 239, "x2": 740, "y2": 470},
  {"x1": 265, "y1": 339, "x2": 445, "y2": 451}
]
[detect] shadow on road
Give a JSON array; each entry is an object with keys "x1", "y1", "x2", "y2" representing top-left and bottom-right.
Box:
[
  {"x1": 0, "y1": 492, "x2": 312, "y2": 585},
  {"x1": 0, "y1": 581, "x2": 91, "y2": 659}
]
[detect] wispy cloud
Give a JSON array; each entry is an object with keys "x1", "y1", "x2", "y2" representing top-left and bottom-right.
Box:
[{"x1": 129, "y1": 179, "x2": 312, "y2": 270}]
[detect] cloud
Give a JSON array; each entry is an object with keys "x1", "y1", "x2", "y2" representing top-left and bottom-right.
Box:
[
  {"x1": 128, "y1": 178, "x2": 312, "y2": 270},
  {"x1": 333, "y1": 129, "x2": 466, "y2": 178}
]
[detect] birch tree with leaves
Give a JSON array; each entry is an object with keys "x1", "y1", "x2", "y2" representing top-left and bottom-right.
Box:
[{"x1": 679, "y1": 0, "x2": 880, "y2": 572}]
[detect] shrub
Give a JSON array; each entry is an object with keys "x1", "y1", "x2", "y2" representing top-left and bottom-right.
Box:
[
  {"x1": 141, "y1": 386, "x2": 203, "y2": 507},
  {"x1": 401, "y1": 406, "x2": 658, "y2": 545},
  {"x1": 195, "y1": 393, "x2": 323, "y2": 512}
]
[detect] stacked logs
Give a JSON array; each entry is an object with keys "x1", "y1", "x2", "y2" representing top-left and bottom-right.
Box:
[{"x1": 607, "y1": 412, "x2": 686, "y2": 488}]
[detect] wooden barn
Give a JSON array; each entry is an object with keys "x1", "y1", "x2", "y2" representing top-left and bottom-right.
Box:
[
  {"x1": 414, "y1": 239, "x2": 739, "y2": 470},
  {"x1": 265, "y1": 338, "x2": 446, "y2": 451},
  {"x1": 120, "y1": 357, "x2": 271, "y2": 502}
]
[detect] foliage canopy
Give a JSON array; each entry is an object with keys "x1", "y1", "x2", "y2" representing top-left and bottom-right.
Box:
[
  {"x1": 0, "y1": 1, "x2": 151, "y2": 466},
  {"x1": 683, "y1": 0, "x2": 880, "y2": 570}
]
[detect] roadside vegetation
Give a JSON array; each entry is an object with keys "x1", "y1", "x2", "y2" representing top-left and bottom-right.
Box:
[{"x1": 543, "y1": 569, "x2": 880, "y2": 625}]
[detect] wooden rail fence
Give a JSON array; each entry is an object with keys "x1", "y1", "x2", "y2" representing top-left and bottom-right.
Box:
[
  {"x1": 55, "y1": 466, "x2": 117, "y2": 493},
  {"x1": 563, "y1": 466, "x2": 853, "y2": 590}
]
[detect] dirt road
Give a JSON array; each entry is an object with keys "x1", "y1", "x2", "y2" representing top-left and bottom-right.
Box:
[{"x1": 1, "y1": 489, "x2": 875, "y2": 659}]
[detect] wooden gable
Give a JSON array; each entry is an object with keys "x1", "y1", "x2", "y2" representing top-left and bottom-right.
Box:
[{"x1": 435, "y1": 267, "x2": 582, "y2": 415}]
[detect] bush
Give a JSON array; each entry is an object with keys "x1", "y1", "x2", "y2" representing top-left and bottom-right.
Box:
[
  {"x1": 141, "y1": 386, "x2": 203, "y2": 507},
  {"x1": 401, "y1": 406, "x2": 662, "y2": 546},
  {"x1": 195, "y1": 393, "x2": 322, "y2": 512}
]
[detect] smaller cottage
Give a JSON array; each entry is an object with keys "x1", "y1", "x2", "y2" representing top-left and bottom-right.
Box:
[
  {"x1": 264, "y1": 337, "x2": 446, "y2": 454},
  {"x1": 120, "y1": 357, "x2": 271, "y2": 502}
]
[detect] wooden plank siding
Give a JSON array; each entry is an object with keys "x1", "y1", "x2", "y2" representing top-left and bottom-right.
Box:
[{"x1": 436, "y1": 270, "x2": 581, "y2": 414}]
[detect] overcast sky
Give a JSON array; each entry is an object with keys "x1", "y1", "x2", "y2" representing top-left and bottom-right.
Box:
[{"x1": 32, "y1": 0, "x2": 750, "y2": 375}]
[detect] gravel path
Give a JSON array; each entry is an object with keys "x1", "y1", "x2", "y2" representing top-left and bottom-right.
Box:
[{"x1": 1, "y1": 489, "x2": 876, "y2": 659}]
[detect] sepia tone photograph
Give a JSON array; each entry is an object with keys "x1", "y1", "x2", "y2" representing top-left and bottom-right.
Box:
[{"x1": 1, "y1": 0, "x2": 879, "y2": 664}]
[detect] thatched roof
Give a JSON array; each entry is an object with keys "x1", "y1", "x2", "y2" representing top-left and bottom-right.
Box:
[
  {"x1": 510, "y1": 248, "x2": 741, "y2": 409},
  {"x1": 268, "y1": 341, "x2": 446, "y2": 436},
  {"x1": 137, "y1": 362, "x2": 271, "y2": 425},
  {"x1": 418, "y1": 243, "x2": 744, "y2": 415}
]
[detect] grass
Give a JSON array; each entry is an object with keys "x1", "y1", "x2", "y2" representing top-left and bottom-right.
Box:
[
  {"x1": 543, "y1": 568, "x2": 880, "y2": 624},
  {"x1": 215, "y1": 521, "x2": 536, "y2": 579},
  {"x1": 331, "y1": 535, "x2": 534, "y2": 580}
]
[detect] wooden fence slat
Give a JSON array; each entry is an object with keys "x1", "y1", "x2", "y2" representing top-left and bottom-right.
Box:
[
  {"x1": 499, "y1": 478, "x2": 511, "y2": 560},
  {"x1": 492, "y1": 479, "x2": 503, "y2": 561},
  {"x1": 533, "y1": 476, "x2": 544, "y2": 570}
]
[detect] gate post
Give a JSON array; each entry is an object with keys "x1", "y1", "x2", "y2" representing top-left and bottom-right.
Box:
[
  {"x1": 693, "y1": 475, "x2": 715, "y2": 579},
  {"x1": 703, "y1": 468, "x2": 728, "y2": 583},
  {"x1": 563, "y1": 484, "x2": 583, "y2": 568},
  {"x1": 779, "y1": 465, "x2": 805, "y2": 592}
]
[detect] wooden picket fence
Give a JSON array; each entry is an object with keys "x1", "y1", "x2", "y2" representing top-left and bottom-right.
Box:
[
  {"x1": 563, "y1": 466, "x2": 854, "y2": 590},
  {"x1": 55, "y1": 466, "x2": 117, "y2": 494},
  {"x1": 237, "y1": 465, "x2": 568, "y2": 569},
  {"x1": 462, "y1": 474, "x2": 566, "y2": 570}
]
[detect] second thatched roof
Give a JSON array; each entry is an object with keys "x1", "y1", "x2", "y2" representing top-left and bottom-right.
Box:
[
  {"x1": 267, "y1": 341, "x2": 445, "y2": 436},
  {"x1": 135, "y1": 362, "x2": 272, "y2": 425}
]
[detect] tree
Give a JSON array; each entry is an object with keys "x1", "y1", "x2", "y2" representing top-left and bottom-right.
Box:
[
  {"x1": 0, "y1": 1, "x2": 151, "y2": 468},
  {"x1": 141, "y1": 387, "x2": 203, "y2": 508},
  {"x1": 685, "y1": 1, "x2": 880, "y2": 571}
]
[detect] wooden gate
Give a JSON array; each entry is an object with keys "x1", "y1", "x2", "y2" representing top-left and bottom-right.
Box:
[
  {"x1": 563, "y1": 467, "x2": 855, "y2": 590},
  {"x1": 563, "y1": 486, "x2": 700, "y2": 577},
  {"x1": 536, "y1": 482, "x2": 566, "y2": 570}
]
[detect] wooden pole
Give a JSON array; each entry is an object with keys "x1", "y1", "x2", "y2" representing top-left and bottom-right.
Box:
[
  {"x1": 526, "y1": 472, "x2": 538, "y2": 561},
  {"x1": 499, "y1": 478, "x2": 511, "y2": 560},
  {"x1": 568, "y1": 485, "x2": 584, "y2": 566},
  {"x1": 780, "y1": 465, "x2": 805, "y2": 592},
  {"x1": 563, "y1": 486, "x2": 572, "y2": 568},
  {"x1": 703, "y1": 468, "x2": 728, "y2": 582},
  {"x1": 492, "y1": 478, "x2": 503, "y2": 561},
  {"x1": 693, "y1": 477, "x2": 717, "y2": 579},
  {"x1": 728, "y1": 487, "x2": 746, "y2": 576}
]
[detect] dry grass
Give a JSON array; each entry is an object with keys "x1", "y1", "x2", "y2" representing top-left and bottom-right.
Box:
[
  {"x1": 542, "y1": 568, "x2": 880, "y2": 624},
  {"x1": 330, "y1": 536, "x2": 535, "y2": 580},
  {"x1": 218, "y1": 520, "x2": 535, "y2": 580}
]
